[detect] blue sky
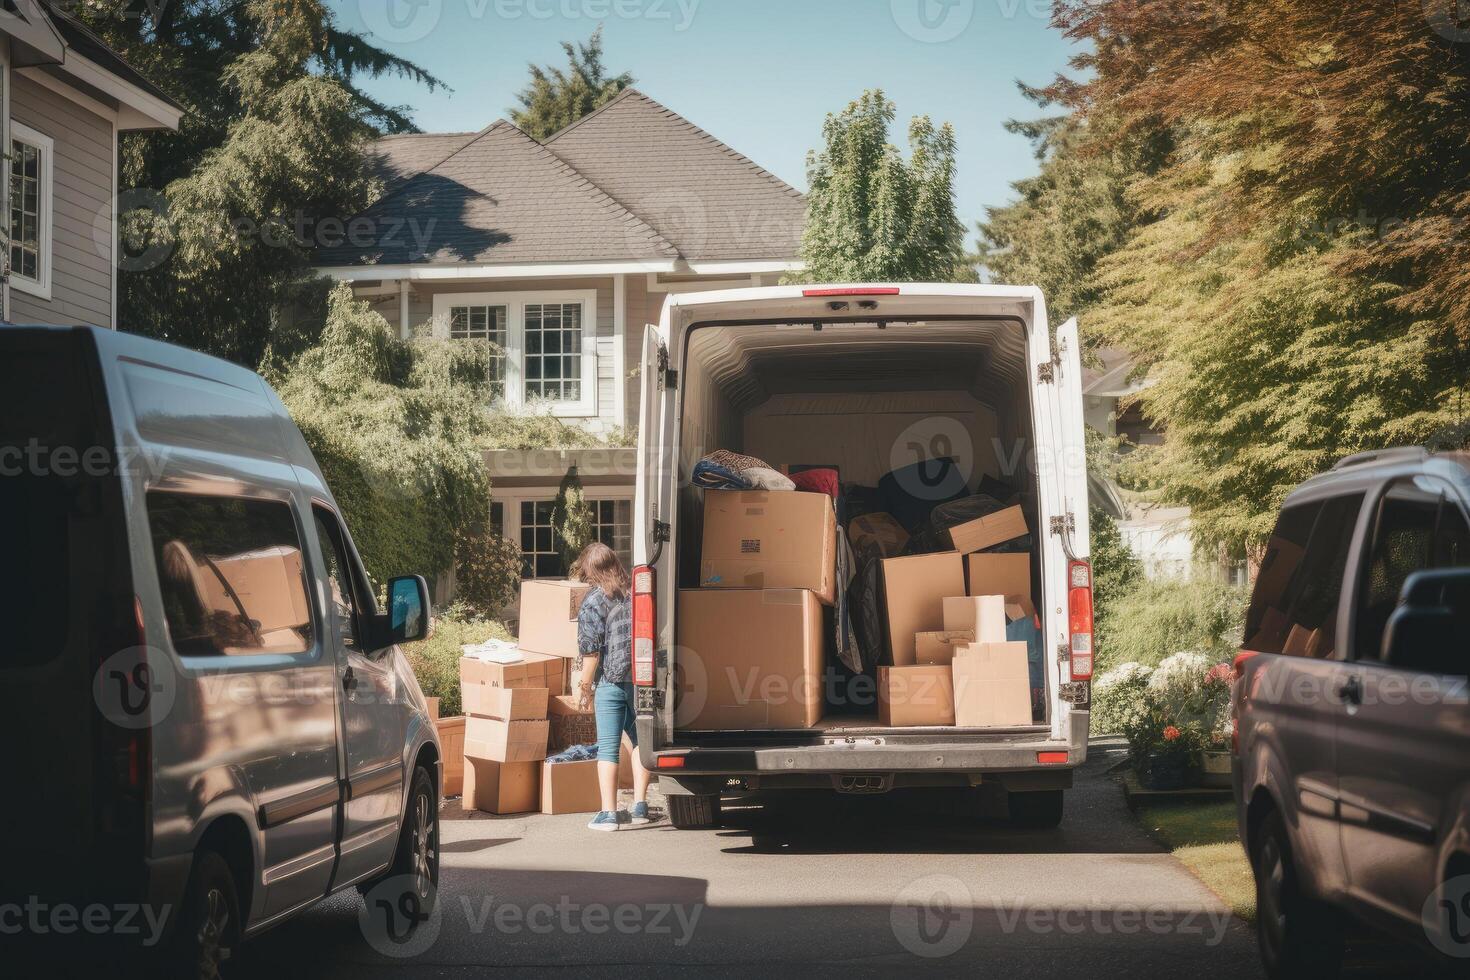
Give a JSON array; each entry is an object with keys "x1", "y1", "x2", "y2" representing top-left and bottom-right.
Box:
[{"x1": 334, "y1": 0, "x2": 1082, "y2": 243}]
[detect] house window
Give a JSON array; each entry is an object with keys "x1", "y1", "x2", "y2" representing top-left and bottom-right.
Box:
[
  {"x1": 524, "y1": 302, "x2": 583, "y2": 404},
  {"x1": 589, "y1": 498, "x2": 633, "y2": 568},
  {"x1": 489, "y1": 501, "x2": 505, "y2": 537},
  {"x1": 520, "y1": 500, "x2": 565, "y2": 579},
  {"x1": 8, "y1": 122, "x2": 52, "y2": 299},
  {"x1": 431, "y1": 291, "x2": 597, "y2": 417},
  {"x1": 449, "y1": 304, "x2": 508, "y2": 400}
]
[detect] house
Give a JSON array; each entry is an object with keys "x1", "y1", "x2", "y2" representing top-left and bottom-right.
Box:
[
  {"x1": 0, "y1": 0, "x2": 181, "y2": 327},
  {"x1": 314, "y1": 88, "x2": 808, "y2": 577}
]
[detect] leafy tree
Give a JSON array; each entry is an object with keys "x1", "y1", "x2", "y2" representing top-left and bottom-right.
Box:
[
  {"x1": 273, "y1": 284, "x2": 490, "y2": 589},
  {"x1": 552, "y1": 466, "x2": 595, "y2": 570},
  {"x1": 74, "y1": 0, "x2": 442, "y2": 367},
  {"x1": 509, "y1": 26, "x2": 634, "y2": 140},
  {"x1": 791, "y1": 90, "x2": 967, "y2": 283}
]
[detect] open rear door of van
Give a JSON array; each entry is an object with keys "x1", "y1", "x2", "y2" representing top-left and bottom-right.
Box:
[
  {"x1": 1043, "y1": 317, "x2": 1093, "y2": 699},
  {"x1": 633, "y1": 320, "x2": 678, "y2": 745}
]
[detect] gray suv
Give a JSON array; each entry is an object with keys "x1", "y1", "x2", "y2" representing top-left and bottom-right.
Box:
[{"x1": 1233, "y1": 446, "x2": 1470, "y2": 977}]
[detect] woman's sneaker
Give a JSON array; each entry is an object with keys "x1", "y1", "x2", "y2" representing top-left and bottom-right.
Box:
[
  {"x1": 629, "y1": 802, "x2": 653, "y2": 825},
  {"x1": 587, "y1": 811, "x2": 621, "y2": 832}
]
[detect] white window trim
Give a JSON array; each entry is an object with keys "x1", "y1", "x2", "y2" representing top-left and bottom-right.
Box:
[
  {"x1": 8, "y1": 120, "x2": 53, "y2": 301},
  {"x1": 432, "y1": 289, "x2": 598, "y2": 417},
  {"x1": 493, "y1": 485, "x2": 634, "y2": 580}
]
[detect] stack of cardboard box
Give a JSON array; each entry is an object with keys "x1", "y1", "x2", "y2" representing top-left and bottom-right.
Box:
[
  {"x1": 680, "y1": 490, "x2": 837, "y2": 730},
  {"x1": 877, "y1": 504, "x2": 1035, "y2": 729}
]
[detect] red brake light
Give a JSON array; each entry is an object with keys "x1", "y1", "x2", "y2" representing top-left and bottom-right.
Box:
[
  {"x1": 655, "y1": 755, "x2": 686, "y2": 769},
  {"x1": 1037, "y1": 751, "x2": 1069, "y2": 765},
  {"x1": 1068, "y1": 560, "x2": 1094, "y2": 681},
  {"x1": 801, "y1": 287, "x2": 901, "y2": 297},
  {"x1": 632, "y1": 565, "x2": 656, "y2": 687}
]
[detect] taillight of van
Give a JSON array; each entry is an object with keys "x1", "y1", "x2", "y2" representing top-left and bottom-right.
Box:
[
  {"x1": 1068, "y1": 560, "x2": 1094, "y2": 681},
  {"x1": 633, "y1": 565, "x2": 656, "y2": 686}
]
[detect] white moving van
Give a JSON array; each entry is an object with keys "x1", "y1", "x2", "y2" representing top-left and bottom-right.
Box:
[{"x1": 629, "y1": 284, "x2": 1094, "y2": 829}]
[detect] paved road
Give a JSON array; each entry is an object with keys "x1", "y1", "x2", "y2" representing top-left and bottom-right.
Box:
[{"x1": 244, "y1": 739, "x2": 1267, "y2": 977}]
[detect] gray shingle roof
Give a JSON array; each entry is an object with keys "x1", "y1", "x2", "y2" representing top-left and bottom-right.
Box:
[
  {"x1": 315, "y1": 89, "x2": 805, "y2": 269},
  {"x1": 544, "y1": 90, "x2": 806, "y2": 262},
  {"x1": 315, "y1": 121, "x2": 678, "y2": 267}
]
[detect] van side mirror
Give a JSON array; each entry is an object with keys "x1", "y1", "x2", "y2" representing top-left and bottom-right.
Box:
[
  {"x1": 1381, "y1": 568, "x2": 1470, "y2": 675},
  {"x1": 375, "y1": 575, "x2": 431, "y2": 647}
]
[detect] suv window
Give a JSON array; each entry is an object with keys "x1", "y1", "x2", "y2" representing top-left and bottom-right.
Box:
[
  {"x1": 1245, "y1": 494, "x2": 1364, "y2": 657},
  {"x1": 147, "y1": 492, "x2": 314, "y2": 657},
  {"x1": 1354, "y1": 476, "x2": 1470, "y2": 660}
]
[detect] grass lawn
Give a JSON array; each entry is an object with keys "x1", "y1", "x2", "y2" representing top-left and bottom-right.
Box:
[{"x1": 1135, "y1": 799, "x2": 1256, "y2": 922}]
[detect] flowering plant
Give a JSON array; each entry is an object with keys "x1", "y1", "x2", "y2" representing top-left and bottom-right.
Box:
[{"x1": 1094, "y1": 652, "x2": 1234, "y2": 760}]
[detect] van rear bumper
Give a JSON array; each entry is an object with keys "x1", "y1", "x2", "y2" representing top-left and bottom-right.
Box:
[{"x1": 641, "y1": 711, "x2": 1088, "y2": 793}]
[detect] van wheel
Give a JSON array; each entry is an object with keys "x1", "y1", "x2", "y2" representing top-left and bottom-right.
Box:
[
  {"x1": 175, "y1": 850, "x2": 241, "y2": 980},
  {"x1": 1007, "y1": 789, "x2": 1064, "y2": 828},
  {"x1": 361, "y1": 767, "x2": 439, "y2": 910},
  {"x1": 1253, "y1": 810, "x2": 1343, "y2": 979},
  {"x1": 668, "y1": 794, "x2": 721, "y2": 829}
]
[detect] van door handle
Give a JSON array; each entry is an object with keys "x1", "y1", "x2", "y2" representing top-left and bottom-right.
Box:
[
  {"x1": 343, "y1": 666, "x2": 358, "y2": 693},
  {"x1": 1337, "y1": 675, "x2": 1362, "y2": 706}
]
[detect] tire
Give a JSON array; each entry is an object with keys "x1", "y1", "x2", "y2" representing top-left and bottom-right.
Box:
[
  {"x1": 384, "y1": 766, "x2": 440, "y2": 917},
  {"x1": 668, "y1": 794, "x2": 721, "y2": 829},
  {"x1": 1252, "y1": 809, "x2": 1344, "y2": 979},
  {"x1": 172, "y1": 849, "x2": 242, "y2": 980},
  {"x1": 1007, "y1": 789, "x2": 1064, "y2": 828}
]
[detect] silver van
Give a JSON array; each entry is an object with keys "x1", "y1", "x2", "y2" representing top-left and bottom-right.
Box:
[
  {"x1": 1232, "y1": 447, "x2": 1470, "y2": 977},
  {"x1": 1, "y1": 326, "x2": 441, "y2": 975}
]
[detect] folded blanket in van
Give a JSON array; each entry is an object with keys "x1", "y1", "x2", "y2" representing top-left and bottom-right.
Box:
[
  {"x1": 744, "y1": 466, "x2": 796, "y2": 491},
  {"x1": 692, "y1": 459, "x2": 751, "y2": 490}
]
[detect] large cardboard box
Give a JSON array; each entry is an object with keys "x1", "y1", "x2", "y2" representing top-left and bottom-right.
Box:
[
  {"x1": 953, "y1": 642, "x2": 1032, "y2": 728},
  {"x1": 464, "y1": 717, "x2": 550, "y2": 763},
  {"x1": 881, "y1": 552, "x2": 966, "y2": 666},
  {"x1": 699, "y1": 491, "x2": 837, "y2": 604},
  {"x1": 944, "y1": 505, "x2": 1028, "y2": 555},
  {"x1": 462, "y1": 684, "x2": 548, "y2": 721},
  {"x1": 462, "y1": 758, "x2": 538, "y2": 815},
  {"x1": 676, "y1": 589, "x2": 824, "y2": 730},
  {"x1": 914, "y1": 629, "x2": 974, "y2": 666},
  {"x1": 943, "y1": 595, "x2": 1008, "y2": 643},
  {"x1": 965, "y1": 553, "x2": 1034, "y2": 616},
  {"x1": 540, "y1": 759, "x2": 603, "y2": 815},
  {"x1": 547, "y1": 694, "x2": 597, "y2": 751},
  {"x1": 878, "y1": 665, "x2": 956, "y2": 726},
  {"x1": 460, "y1": 651, "x2": 565, "y2": 694},
  {"x1": 517, "y1": 580, "x2": 592, "y2": 657}
]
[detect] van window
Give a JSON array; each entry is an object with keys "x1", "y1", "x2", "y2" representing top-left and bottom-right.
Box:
[
  {"x1": 1245, "y1": 494, "x2": 1363, "y2": 657},
  {"x1": 312, "y1": 506, "x2": 363, "y2": 652},
  {"x1": 147, "y1": 493, "x2": 314, "y2": 657},
  {"x1": 1353, "y1": 477, "x2": 1470, "y2": 660}
]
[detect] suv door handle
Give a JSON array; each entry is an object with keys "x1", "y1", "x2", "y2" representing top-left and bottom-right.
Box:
[
  {"x1": 1337, "y1": 674, "x2": 1363, "y2": 706},
  {"x1": 343, "y1": 666, "x2": 358, "y2": 693}
]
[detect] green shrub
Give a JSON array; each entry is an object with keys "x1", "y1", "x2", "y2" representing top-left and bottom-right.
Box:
[
  {"x1": 403, "y1": 605, "x2": 512, "y2": 718},
  {"x1": 1099, "y1": 575, "x2": 1249, "y2": 673},
  {"x1": 453, "y1": 530, "x2": 523, "y2": 618}
]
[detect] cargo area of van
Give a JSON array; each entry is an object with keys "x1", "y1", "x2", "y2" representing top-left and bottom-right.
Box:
[{"x1": 631, "y1": 286, "x2": 1094, "y2": 812}]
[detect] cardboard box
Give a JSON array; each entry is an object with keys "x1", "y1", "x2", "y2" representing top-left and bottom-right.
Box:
[
  {"x1": 944, "y1": 505, "x2": 1028, "y2": 554},
  {"x1": 878, "y1": 665, "x2": 956, "y2": 726},
  {"x1": 881, "y1": 552, "x2": 966, "y2": 666},
  {"x1": 462, "y1": 684, "x2": 549, "y2": 721},
  {"x1": 462, "y1": 758, "x2": 538, "y2": 814},
  {"x1": 965, "y1": 553, "x2": 1034, "y2": 616},
  {"x1": 699, "y1": 490, "x2": 837, "y2": 604},
  {"x1": 547, "y1": 694, "x2": 597, "y2": 751},
  {"x1": 460, "y1": 651, "x2": 565, "y2": 693},
  {"x1": 435, "y1": 715, "x2": 465, "y2": 797},
  {"x1": 953, "y1": 642, "x2": 1032, "y2": 728},
  {"x1": 914, "y1": 629, "x2": 974, "y2": 666},
  {"x1": 464, "y1": 717, "x2": 549, "y2": 763},
  {"x1": 540, "y1": 759, "x2": 603, "y2": 815},
  {"x1": 517, "y1": 580, "x2": 592, "y2": 657},
  {"x1": 943, "y1": 595, "x2": 1008, "y2": 643},
  {"x1": 676, "y1": 589, "x2": 824, "y2": 729}
]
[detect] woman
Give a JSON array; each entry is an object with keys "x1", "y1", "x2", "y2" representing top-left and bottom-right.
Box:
[{"x1": 572, "y1": 542, "x2": 655, "y2": 830}]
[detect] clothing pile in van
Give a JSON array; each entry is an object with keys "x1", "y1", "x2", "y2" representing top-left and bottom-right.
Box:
[
  {"x1": 456, "y1": 580, "x2": 631, "y2": 816},
  {"x1": 685, "y1": 452, "x2": 1044, "y2": 730}
]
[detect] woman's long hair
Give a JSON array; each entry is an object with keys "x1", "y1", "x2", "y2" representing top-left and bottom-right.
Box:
[{"x1": 571, "y1": 541, "x2": 630, "y2": 600}]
